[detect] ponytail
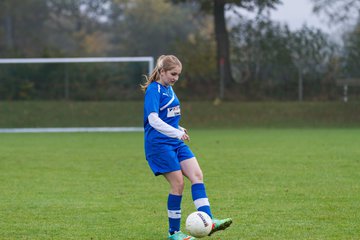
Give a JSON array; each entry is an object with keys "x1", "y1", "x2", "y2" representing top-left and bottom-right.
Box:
[{"x1": 140, "y1": 66, "x2": 160, "y2": 92}]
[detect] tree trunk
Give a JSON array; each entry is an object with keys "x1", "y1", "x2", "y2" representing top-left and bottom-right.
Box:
[
  {"x1": 4, "y1": 12, "x2": 14, "y2": 50},
  {"x1": 214, "y1": 0, "x2": 233, "y2": 97}
]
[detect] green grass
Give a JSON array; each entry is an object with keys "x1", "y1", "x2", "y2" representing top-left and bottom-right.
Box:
[
  {"x1": 1, "y1": 129, "x2": 359, "y2": 239},
  {"x1": 1, "y1": 101, "x2": 360, "y2": 128}
]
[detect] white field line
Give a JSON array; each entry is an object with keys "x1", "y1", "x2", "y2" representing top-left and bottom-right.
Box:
[{"x1": 0, "y1": 127, "x2": 143, "y2": 133}]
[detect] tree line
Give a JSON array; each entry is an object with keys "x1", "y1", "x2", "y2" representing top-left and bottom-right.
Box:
[{"x1": 0, "y1": 0, "x2": 359, "y2": 101}]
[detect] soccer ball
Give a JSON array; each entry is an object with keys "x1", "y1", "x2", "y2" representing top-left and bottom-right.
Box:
[{"x1": 185, "y1": 211, "x2": 213, "y2": 238}]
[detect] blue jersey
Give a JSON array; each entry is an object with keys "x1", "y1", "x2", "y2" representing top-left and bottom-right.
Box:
[{"x1": 144, "y1": 82, "x2": 182, "y2": 157}]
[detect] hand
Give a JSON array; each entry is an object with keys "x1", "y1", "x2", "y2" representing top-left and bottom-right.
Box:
[{"x1": 181, "y1": 133, "x2": 190, "y2": 142}]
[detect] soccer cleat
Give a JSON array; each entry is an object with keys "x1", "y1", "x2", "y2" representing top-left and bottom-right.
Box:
[
  {"x1": 168, "y1": 231, "x2": 196, "y2": 240},
  {"x1": 208, "y1": 218, "x2": 233, "y2": 236}
]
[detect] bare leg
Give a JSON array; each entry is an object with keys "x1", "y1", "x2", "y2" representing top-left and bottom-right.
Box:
[
  {"x1": 180, "y1": 157, "x2": 203, "y2": 184},
  {"x1": 163, "y1": 170, "x2": 184, "y2": 195}
]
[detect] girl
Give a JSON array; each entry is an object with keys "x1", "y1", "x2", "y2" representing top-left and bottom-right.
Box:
[{"x1": 142, "y1": 55, "x2": 232, "y2": 240}]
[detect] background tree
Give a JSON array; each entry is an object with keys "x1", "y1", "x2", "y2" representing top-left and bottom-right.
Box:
[
  {"x1": 342, "y1": 22, "x2": 360, "y2": 78},
  {"x1": 108, "y1": 0, "x2": 199, "y2": 57},
  {"x1": 288, "y1": 26, "x2": 338, "y2": 101},
  {"x1": 45, "y1": 0, "x2": 111, "y2": 56},
  {"x1": 0, "y1": 0, "x2": 352, "y2": 101},
  {"x1": 312, "y1": 0, "x2": 360, "y2": 98},
  {"x1": 0, "y1": 0, "x2": 49, "y2": 57},
  {"x1": 311, "y1": 0, "x2": 360, "y2": 24},
  {"x1": 230, "y1": 18, "x2": 295, "y2": 99},
  {"x1": 0, "y1": 0, "x2": 217, "y2": 100},
  {"x1": 230, "y1": 18, "x2": 338, "y2": 100},
  {"x1": 170, "y1": 0, "x2": 281, "y2": 98}
]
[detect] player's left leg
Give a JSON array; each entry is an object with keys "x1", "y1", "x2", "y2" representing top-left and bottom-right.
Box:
[
  {"x1": 180, "y1": 157, "x2": 212, "y2": 218},
  {"x1": 180, "y1": 157, "x2": 232, "y2": 236}
]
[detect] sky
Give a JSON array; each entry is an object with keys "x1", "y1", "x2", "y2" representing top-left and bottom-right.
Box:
[
  {"x1": 269, "y1": 0, "x2": 329, "y2": 31},
  {"x1": 231, "y1": 0, "x2": 334, "y2": 33},
  {"x1": 240, "y1": 0, "x2": 356, "y2": 43}
]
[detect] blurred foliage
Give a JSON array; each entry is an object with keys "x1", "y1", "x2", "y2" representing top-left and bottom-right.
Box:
[
  {"x1": 0, "y1": 0, "x2": 359, "y2": 101},
  {"x1": 342, "y1": 23, "x2": 360, "y2": 78},
  {"x1": 0, "y1": 0, "x2": 216, "y2": 100},
  {"x1": 230, "y1": 18, "x2": 339, "y2": 100},
  {"x1": 311, "y1": 0, "x2": 360, "y2": 24},
  {"x1": 170, "y1": 0, "x2": 282, "y2": 91}
]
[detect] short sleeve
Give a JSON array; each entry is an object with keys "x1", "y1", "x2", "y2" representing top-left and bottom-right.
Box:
[{"x1": 144, "y1": 84, "x2": 160, "y2": 118}]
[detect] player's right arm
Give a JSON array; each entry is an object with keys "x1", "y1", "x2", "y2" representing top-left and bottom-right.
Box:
[{"x1": 148, "y1": 112, "x2": 188, "y2": 140}]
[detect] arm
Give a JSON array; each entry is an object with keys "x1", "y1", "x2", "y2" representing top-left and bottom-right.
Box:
[
  {"x1": 178, "y1": 125, "x2": 188, "y2": 134},
  {"x1": 148, "y1": 112, "x2": 188, "y2": 140}
]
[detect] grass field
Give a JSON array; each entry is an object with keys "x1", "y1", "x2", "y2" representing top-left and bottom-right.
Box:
[{"x1": 1, "y1": 129, "x2": 359, "y2": 239}]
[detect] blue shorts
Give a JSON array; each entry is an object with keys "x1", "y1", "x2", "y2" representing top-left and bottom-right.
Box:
[{"x1": 146, "y1": 144, "x2": 195, "y2": 176}]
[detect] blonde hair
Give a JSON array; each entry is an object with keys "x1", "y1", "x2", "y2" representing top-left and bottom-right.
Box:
[{"x1": 140, "y1": 55, "x2": 182, "y2": 92}]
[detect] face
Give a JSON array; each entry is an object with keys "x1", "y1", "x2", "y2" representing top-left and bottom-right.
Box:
[{"x1": 159, "y1": 65, "x2": 182, "y2": 86}]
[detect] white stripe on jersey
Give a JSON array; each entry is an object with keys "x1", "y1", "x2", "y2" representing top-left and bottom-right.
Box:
[
  {"x1": 168, "y1": 209, "x2": 182, "y2": 219},
  {"x1": 160, "y1": 87, "x2": 175, "y2": 111},
  {"x1": 194, "y1": 198, "x2": 210, "y2": 209},
  {"x1": 160, "y1": 96, "x2": 175, "y2": 111}
]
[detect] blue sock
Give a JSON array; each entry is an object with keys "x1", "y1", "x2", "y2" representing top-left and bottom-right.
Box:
[
  {"x1": 168, "y1": 194, "x2": 182, "y2": 234},
  {"x1": 191, "y1": 183, "x2": 213, "y2": 218}
]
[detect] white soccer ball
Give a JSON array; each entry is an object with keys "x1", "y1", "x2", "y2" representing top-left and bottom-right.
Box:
[{"x1": 185, "y1": 211, "x2": 213, "y2": 238}]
